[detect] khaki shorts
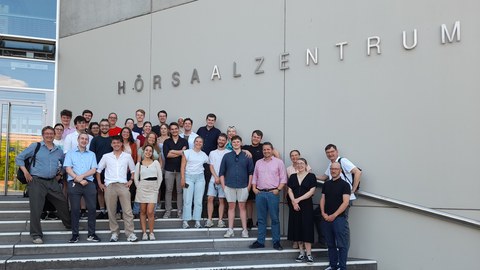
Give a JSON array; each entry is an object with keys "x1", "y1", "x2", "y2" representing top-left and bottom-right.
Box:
[{"x1": 224, "y1": 186, "x2": 249, "y2": 203}]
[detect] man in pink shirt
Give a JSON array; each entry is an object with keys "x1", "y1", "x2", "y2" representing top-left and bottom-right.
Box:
[{"x1": 249, "y1": 142, "x2": 287, "y2": 251}]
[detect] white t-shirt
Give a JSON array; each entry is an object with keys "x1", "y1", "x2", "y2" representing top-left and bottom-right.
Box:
[
  {"x1": 184, "y1": 149, "x2": 208, "y2": 175},
  {"x1": 208, "y1": 148, "x2": 231, "y2": 181},
  {"x1": 325, "y1": 157, "x2": 357, "y2": 200}
]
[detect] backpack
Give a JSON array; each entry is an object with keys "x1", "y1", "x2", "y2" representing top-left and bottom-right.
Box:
[
  {"x1": 338, "y1": 157, "x2": 362, "y2": 190},
  {"x1": 17, "y1": 142, "x2": 41, "y2": 184}
]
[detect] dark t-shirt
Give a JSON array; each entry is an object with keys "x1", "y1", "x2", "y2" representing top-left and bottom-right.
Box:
[
  {"x1": 132, "y1": 124, "x2": 143, "y2": 134},
  {"x1": 196, "y1": 126, "x2": 220, "y2": 155},
  {"x1": 163, "y1": 137, "x2": 189, "y2": 172},
  {"x1": 322, "y1": 177, "x2": 351, "y2": 216},
  {"x1": 242, "y1": 144, "x2": 264, "y2": 166},
  {"x1": 152, "y1": 125, "x2": 161, "y2": 137},
  {"x1": 89, "y1": 136, "x2": 113, "y2": 163}
]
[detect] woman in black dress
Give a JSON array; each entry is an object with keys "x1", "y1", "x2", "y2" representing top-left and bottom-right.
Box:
[{"x1": 287, "y1": 158, "x2": 316, "y2": 264}]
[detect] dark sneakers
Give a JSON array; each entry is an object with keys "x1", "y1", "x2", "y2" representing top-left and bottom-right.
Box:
[
  {"x1": 87, "y1": 234, "x2": 101, "y2": 242},
  {"x1": 68, "y1": 234, "x2": 79, "y2": 243},
  {"x1": 249, "y1": 241, "x2": 265, "y2": 249},
  {"x1": 295, "y1": 254, "x2": 305, "y2": 262},
  {"x1": 273, "y1": 242, "x2": 283, "y2": 251},
  {"x1": 247, "y1": 219, "x2": 253, "y2": 230}
]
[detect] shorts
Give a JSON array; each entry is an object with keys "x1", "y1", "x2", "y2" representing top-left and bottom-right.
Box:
[
  {"x1": 207, "y1": 180, "x2": 225, "y2": 198},
  {"x1": 224, "y1": 186, "x2": 249, "y2": 203}
]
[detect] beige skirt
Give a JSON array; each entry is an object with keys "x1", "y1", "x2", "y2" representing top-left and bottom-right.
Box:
[{"x1": 135, "y1": 180, "x2": 159, "y2": 203}]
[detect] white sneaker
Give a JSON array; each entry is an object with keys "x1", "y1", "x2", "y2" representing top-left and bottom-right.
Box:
[
  {"x1": 127, "y1": 234, "x2": 138, "y2": 242},
  {"x1": 217, "y1": 220, "x2": 226, "y2": 228},
  {"x1": 109, "y1": 233, "x2": 119, "y2": 242},
  {"x1": 182, "y1": 221, "x2": 190, "y2": 229},
  {"x1": 224, "y1": 228, "x2": 234, "y2": 238},
  {"x1": 149, "y1": 233, "x2": 155, "y2": 240},
  {"x1": 241, "y1": 229, "x2": 249, "y2": 238},
  {"x1": 194, "y1": 221, "x2": 202, "y2": 228},
  {"x1": 32, "y1": 237, "x2": 43, "y2": 244},
  {"x1": 163, "y1": 211, "x2": 171, "y2": 219},
  {"x1": 204, "y1": 219, "x2": 214, "y2": 228},
  {"x1": 177, "y1": 209, "x2": 182, "y2": 218},
  {"x1": 142, "y1": 233, "x2": 148, "y2": 241}
]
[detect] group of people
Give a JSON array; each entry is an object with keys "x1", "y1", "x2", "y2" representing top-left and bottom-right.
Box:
[{"x1": 16, "y1": 108, "x2": 362, "y2": 270}]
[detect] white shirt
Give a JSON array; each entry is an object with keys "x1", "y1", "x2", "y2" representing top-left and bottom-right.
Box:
[
  {"x1": 183, "y1": 149, "x2": 208, "y2": 175},
  {"x1": 63, "y1": 130, "x2": 93, "y2": 154},
  {"x1": 97, "y1": 151, "x2": 136, "y2": 186},
  {"x1": 325, "y1": 157, "x2": 357, "y2": 200},
  {"x1": 179, "y1": 132, "x2": 199, "y2": 149},
  {"x1": 208, "y1": 148, "x2": 231, "y2": 181}
]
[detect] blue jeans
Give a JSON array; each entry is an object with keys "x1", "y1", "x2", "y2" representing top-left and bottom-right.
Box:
[
  {"x1": 182, "y1": 173, "x2": 205, "y2": 221},
  {"x1": 256, "y1": 191, "x2": 280, "y2": 245},
  {"x1": 322, "y1": 216, "x2": 350, "y2": 270}
]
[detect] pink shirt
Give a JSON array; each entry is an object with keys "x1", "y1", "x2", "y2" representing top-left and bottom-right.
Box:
[{"x1": 252, "y1": 157, "x2": 287, "y2": 189}]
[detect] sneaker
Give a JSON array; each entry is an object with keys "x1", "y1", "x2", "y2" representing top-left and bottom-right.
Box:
[
  {"x1": 324, "y1": 267, "x2": 337, "y2": 270},
  {"x1": 46, "y1": 212, "x2": 59, "y2": 220},
  {"x1": 194, "y1": 221, "x2": 202, "y2": 228},
  {"x1": 80, "y1": 211, "x2": 88, "y2": 220},
  {"x1": 241, "y1": 229, "x2": 249, "y2": 238},
  {"x1": 149, "y1": 233, "x2": 155, "y2": 240},
  {"x1": 177, "y1": 209, "x2": 182, "y2": 218},
  {"x1": 182, "y1": 221, "x2": 190, "y2": 229},
  {"x1": 163, "y1": 211, "x2": 171, "y2": 219},
  {"x1": 32, "y1": 237, "x2": 43, "y2": 244},
  {"x1": 204, "y1": 219, "x2": 214, "y2": 228},
  {"x1": 68, "y1": 234, "x2": 79, "y2": 243},
  {"x1": 40, "y1": 212, "x2": 48, "y2": 220},
  {"x1": 295, "y1": 254, "x2": 305, "y2": 262},
  {"x1": 273, "y1": 242, "x2": 283, "y2": 251},
  {"x1": 142, "y1": 233, "x2": 148, "y2": 241},
  {"x1": 109, "y1": 233, "x2": 119, "y2": 242},
  {"x1": 247, "y1": 218, "x2": 253, "y2": 230},
  {"x1": 87, "y1": 234, "x2": 101, "y2": 242},
  {"x1": 217, "y1": 220, "x2": 226, "y2": 228},
  {"x1": 96, "y1": 212, "x2": 107, "y2": 219},
  {"x1": 127, "y1": 234, "x2": 138, "y2": 242},
  {"x1": 224, "y1": 228, "x2": 234, "y2": 238},
  {"x1": 134, "y1": 214, "x2": 140, "y2": 219},
  {"x1": 306, "y1": 254, "x2": 314, "y2": 264},
  {"x1": 249, "y1": 241, "x2": 265, "y2": 249}
]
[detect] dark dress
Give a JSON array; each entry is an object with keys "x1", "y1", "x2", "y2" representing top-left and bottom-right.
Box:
[{"x1": 287, "y1": 172, "x2": 316, "y2": 243}]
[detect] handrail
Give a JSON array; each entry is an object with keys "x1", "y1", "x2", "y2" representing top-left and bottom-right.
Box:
[{"x1": 356, "y1": 189, "x2": 480, "y2": 229}]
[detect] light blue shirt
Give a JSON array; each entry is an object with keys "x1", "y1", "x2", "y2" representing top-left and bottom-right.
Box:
[
  {"x1": 15, "y1": 141, "x2": 64, "y2": 179},
  {"x1": 63, "y1": 147, "x2": 97, "y2": 181}
]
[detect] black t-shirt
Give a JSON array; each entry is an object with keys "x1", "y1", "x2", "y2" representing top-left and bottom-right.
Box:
[
  {"x1": 89, "y1": 136, "x2": 113, "y2": 163},
  {"x1": 322, "y1": 178, "x2": 351, "y2": 216},
  {"x1": 132, "y1": 124, "x2": 143, "y2": 134},
  {"x1": 163, "y1": 137, "x2": 189, "y2": 172},
  {"x1": 196, "y1": 126, "x2": 220, "y2": 155},
  {"x1": 242, "y1": 144, "x2": 263, "y2": 166}
]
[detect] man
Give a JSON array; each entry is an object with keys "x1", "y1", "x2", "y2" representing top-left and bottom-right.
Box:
[
  {"x1": 204, "y1": 133, "x2": 230, "y2": 228},
  {"x1": 107, "y1": 112, "x2": 122, "y2": 136},
  {"x1": 177, "y1": 117, "x2": 185, "y2": 133},
  {"x1": 162, "y1": 122, "x2": 189, "y2": 218},
  {"x1": 63, "y1": 116, "x2": 93, "y2": 154},
  {"x1": 89, "y1": 118, "x2": 112, "y2": 219},
  {"x1": 133, "y1": 109, "x2": 145, "y2": 134},
  {"x1": 317, "y1": 144, "x2": 362, "y2": 203},
  {"x1": 219, "y1": 135, "x2": 254, "y2": 238},
  {"x1": 15, "y1": 126, "x2": 71, "y2": 244},
  {"x1": 64, "y1": 132, "x2": 100, "y2": 243},
  {"x1": 152, "y1": 110, "x2": 168, "y2": 136},
  {"x1": 196, "y1": 113, "x2": 221, "y2": 156},
  {"x1": 60, "y1": 109, "x2": 75, "y2": 140},
  {"x1": 320, "y1": 162, "x2": 351, "y2": 270},
  {"x1": 249, "y1": 142, "x2": 287, "y2": 251},
  {"x1": 179, "y1": 118, "x2": 199, "y2": 149},
  {"x1": 242, "y1": 130, "x2": 280, "y2": 229},
  {"x1": 96, "y1": 135, "x2": 137, "y2": 242},
  {"x1": 82, "y1": 109, "x2": 93, "y2": 125}
]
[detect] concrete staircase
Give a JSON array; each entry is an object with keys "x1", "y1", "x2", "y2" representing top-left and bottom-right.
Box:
[{"x1": 0, "y1": 196, "x2": 377, "y2": 270}]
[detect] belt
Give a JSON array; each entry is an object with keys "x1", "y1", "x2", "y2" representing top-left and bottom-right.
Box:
[
  {"x1": 143, "y1": 177, "x2": 158, "y2": 181},
  {"x1": 33, "y1": 176, "x2": 54, "y2": 181},
  {"x1": 258, "y1": 188, "x2": 276, "y2": 192}
]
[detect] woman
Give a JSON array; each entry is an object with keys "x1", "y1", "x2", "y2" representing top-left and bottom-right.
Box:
[
  {"x1": 287, "y1": 158, "x2": 316, "y2": 264},
  {"x1": 134, "y1": 145, "x2": 163, "y2": 240},
  {"x1": 286, "y1": 150, "x2": 312, "y2": 178},
  {"x1": 125, "y1": 118, "x2": 140, "y2": 141},
  {"x1": 180, "y1": 136, "x2": 208, "y2": 229},
  {"x1": 53, "y1": 123, "x2": 64, "y2": 150},
  {"x1": 156, "y1": 123, "x2": 170, "y2": 169},
  {"x1": 88, "y1": 122, "x2": 100, "y2": 137},
  {"x1": 136, "y1": 121, "x2": 153, "y2": 148},
  {"x1": 121, "y1": 127, "x2": 138, "y2": 163},
  {"x1": 137, "y1": 132, "x2": 161, "y2": 163},
  {"x1": 225, "y1": 126, "x2": 237, "y2": 150}
]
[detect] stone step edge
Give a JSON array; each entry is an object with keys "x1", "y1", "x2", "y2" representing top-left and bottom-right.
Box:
[{"x1": 173, "y1": 260, "x2": 378, "y2": 270}]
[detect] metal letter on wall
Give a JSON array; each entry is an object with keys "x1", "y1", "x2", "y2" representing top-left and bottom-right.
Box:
[
  {"x1": 335, "y1": 42, "x2": 348, "y2": 61},
  {"x1": 306, "y1": 48, "x2": 318, "y2": 66},
  {"x1": 153, "y1": 75, "x2": 161, "y2": 89},
  {"x1": 441, "y1": 21, "x2": 461, "y2": 44},
  {"x1": 134, "y1": 75, "x2": 144, "y2": 92},
  {"x1": 191, "y1": 69, "x2": 200, "y2": 84},
  {"x1": 211, "y1": 65, "x2": 221, "y2": 81},
  {"x1": 279, "y1": 53, "x2": 290, "y2": 70},
  {"x1": 118, "y1": 81, "x2": 126, "y2": 95},
  {"x1": 254, "y1": 57, "x2": 265, "y2": 74},
  {"x1": 367, "y1": 36, "x2": 381, "y2": 56},
  {"x1": 233, "y1": 62, "x2": 241, "y2": 78},
  {"x1": 172, "y1": 72, "x2": 180, "y2": 87},
  {"x1": 403, "y1": 29, "x2": 418, "y2": 50}
]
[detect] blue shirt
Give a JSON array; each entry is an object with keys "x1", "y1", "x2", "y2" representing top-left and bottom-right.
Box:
[
  {"x1": 15, "y1": 141, "x2": 64, "y2": 179},
  {"x1": 219, "y1": 151, "x2": 254, "y2": 188},
  {"x1": 64, "y1": 147, "x2": 97, "y2": 181}
]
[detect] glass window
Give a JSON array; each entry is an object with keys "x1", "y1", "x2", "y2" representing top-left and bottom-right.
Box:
[
  {"x1": 2, "y1": 104, "x2": 44, "y2": 135},
  {"x1": 0, "y1": 89, "x2": 46, "y2": 102},
  {"x1": 0, "y1": 58, "x2": 54, "y2": 89},
  {"x1": 0, "y1": 0, "x2": 57, "y2": 39}
]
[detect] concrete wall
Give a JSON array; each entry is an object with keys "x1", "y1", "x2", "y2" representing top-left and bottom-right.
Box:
[{"x1": 57, "y1": 0, "x2": 480, "y2": 268}]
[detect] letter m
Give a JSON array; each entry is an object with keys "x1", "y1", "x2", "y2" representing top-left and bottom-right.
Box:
[{"x1": 441, "y1": 21, "x2": 460, "y2": 44}]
